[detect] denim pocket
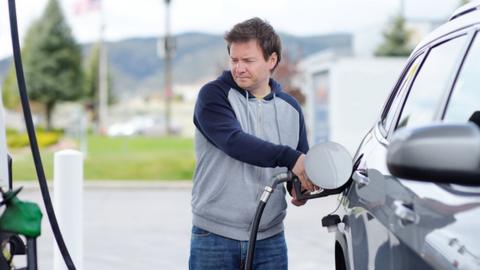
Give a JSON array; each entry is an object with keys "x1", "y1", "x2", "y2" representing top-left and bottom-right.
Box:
[{"x1": 191, "y1": 226, "x2": 211, "y2": 237}]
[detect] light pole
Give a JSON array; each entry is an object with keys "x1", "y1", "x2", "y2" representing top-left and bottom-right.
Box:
[
  {"x1": 163, "y1": 0, "x2": 173, "y2": 135},
  {"x1": 98, "y1": 5, "x2": 108, "y2": 135}
]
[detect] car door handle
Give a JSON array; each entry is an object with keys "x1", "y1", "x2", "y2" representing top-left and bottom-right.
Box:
[
  {"x1": 393, "y1": 200, "x2": 419, "y2": 225},
  {"x1": 352, "y1": 170, "x2": 369, "y2": 187}
]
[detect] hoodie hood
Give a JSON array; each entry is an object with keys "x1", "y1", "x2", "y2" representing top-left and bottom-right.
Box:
[{"x1": 218, "y1": 70, "x2": 283, "y2": 100}]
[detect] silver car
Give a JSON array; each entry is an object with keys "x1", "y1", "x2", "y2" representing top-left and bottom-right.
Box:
[{"x1": 330, "y1": 2, "x2": 480, "y2": 269}]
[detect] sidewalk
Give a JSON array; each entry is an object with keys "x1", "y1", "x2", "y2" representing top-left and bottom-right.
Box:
[{"x1": 14, "y1": 181, "x2": 337, "y2": 269}]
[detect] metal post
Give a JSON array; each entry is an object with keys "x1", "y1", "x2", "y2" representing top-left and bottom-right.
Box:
[
  {"x1": 53, "y1": 150, "x2": 83, "y2": 270},
  {"x1": 164, "y1": 0, "x2": 172, "y2": 135},
  {"x1": 7, "y1": 155, "x2": 12, "y2": 190},
  {"x1": 400, "y1": 0, "x2": 405, "y2": 17},
  {"x1": 0, "y1": 92, "x2": 9, "y2": 188},
  {"x1": 98, "y1": 6, "x2": 108, "y2": 135},
  {"x1": 27, "y1": 237, "x2": 37, "y2": 270}
]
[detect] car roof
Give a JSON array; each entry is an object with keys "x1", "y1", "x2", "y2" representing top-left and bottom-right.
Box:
[
  {"x1": 413, "y1": 2, "x2": 480, "y2": 53},
  {"x1": 449, "y1": 0, "x2": 480, "y2": 21}
]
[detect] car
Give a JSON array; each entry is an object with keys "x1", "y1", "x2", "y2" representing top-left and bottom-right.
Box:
[
  {"x1": 107, "y1": 116, "x2": 182, "y2": 136},
  {"x1": 320, "y1": 2, "x2": 480, "y2": 269}
]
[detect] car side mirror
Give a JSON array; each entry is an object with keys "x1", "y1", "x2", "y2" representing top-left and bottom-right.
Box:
[
  {"x1": 387, "y1": 123, "x2": 480, "y2": 185},
  {"x1": 305, "y1": 142, "x2": 353, "y2": 189}
]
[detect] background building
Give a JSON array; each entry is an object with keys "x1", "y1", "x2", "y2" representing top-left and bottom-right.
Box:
[{"x1": 297, "y1": 49, "x2": 407, "y2": 154}]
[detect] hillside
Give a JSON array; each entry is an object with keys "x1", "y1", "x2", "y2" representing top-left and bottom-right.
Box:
[{"x1": 0, "y1": 32, "x2": 352, "y2": 99}]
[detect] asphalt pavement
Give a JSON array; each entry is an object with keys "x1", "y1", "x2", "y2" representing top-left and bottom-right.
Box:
[{"x1": 13, "y1": 181, "x2": 339, "y2": 269}]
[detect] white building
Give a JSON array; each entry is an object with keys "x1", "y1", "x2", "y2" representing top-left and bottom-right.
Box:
[
  {"x1": 297, "y1": 50, "x2": 407, "y2": 155},
  {"x1": 297, "y1": 16, "x2": 444, "y2": 154}
]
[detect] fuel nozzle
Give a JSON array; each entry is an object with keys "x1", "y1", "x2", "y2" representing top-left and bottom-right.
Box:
[
  {"x1": 260, "y1": 172, "x2": 294, "y2": 203},
  {"x1": 291, "y1": 172, "x2": 351, "y2": 201},
  {"x1": 0, "y1": 187, "x2": 43, "y2": 238},
  {"x1": 292, "y1": 176, "x2": 324, "y2": 200}
]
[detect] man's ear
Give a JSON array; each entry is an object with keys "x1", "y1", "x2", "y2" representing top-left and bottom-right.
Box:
[{"x1": 268, "y1": 52, "x2": 278, "y2": 70}]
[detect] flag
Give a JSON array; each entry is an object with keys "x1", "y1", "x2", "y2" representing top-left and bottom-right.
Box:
[{"x1": 73, "y1": 0, "x2": 101, "y2": 15}]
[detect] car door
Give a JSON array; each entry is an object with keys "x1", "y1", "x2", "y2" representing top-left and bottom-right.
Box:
[{"x1": 340, "y1": 52, "x2": 425, "y2": 270}]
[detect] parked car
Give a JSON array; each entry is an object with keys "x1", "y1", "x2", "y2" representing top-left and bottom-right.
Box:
[
  {"x1": 323, "y1": 2, "x2": 480, "y2": 269},
  {"x1": 107, "y1": 116, "x2": 181, "y2": 136}
]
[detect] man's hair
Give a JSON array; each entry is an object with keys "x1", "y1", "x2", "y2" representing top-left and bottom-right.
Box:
[{"x1": 224, "y1": 17, "x2": 282, "y2": 71}]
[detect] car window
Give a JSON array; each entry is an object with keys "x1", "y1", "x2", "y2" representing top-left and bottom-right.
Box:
[
  {"x1": 396, "y1": 35, "x2": 467, "y2": 130},
  {"x1": 381, "y1": 55, "x2": 423, "y2": 134},
  {"x1": 444, "y1": 33, "x2": 480, "y2": 125}
]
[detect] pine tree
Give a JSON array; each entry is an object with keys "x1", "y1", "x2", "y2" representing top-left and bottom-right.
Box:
[
  {"x1": 375, "y1": 15, "x2": 412, "y2": 57},
  {"x1": 23, "y1": 0, "x2": 84, "y2": 129}
]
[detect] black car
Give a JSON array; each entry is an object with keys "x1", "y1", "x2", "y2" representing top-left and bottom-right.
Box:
[{"x1": 319, "y1": 2, "x2": 480, "y2": 269}]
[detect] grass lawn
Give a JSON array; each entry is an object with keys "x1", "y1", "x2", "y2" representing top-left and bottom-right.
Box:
[{"x1": 10, "y1": 135, "x2": 195, "y2": 181}]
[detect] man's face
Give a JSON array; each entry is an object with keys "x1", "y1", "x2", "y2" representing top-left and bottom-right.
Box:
[{"x1": 229, "y1": 39, "x2": 277, "y2": 92}]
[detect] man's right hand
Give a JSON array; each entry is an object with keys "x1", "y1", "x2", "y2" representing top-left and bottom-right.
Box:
[
  {"x1": 291, "y1": 154, "x2": 316, "y2": 192},
  {"x1": 290, "y1": 185, "x2": 307, "y2": 206}
]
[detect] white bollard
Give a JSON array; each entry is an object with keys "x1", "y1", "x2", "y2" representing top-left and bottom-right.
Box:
[{"x1": 53, "y1": 149, "x2": 83, "y2": 270}]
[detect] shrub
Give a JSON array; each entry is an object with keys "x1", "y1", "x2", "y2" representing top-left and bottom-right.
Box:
[{"x1": 6, "y1": 129, "x2": 62, "y2": 149}]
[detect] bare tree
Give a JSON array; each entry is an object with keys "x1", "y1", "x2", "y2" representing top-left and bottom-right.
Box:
[{"x1": 273, "y1": 51, "x2": 306, "y2": 105}]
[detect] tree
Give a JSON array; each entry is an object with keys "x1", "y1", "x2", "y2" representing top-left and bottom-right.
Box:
[
  {"x1": 1, "y1": 64, "x2": 20, "y2": 110},
  {"x1": 23, "y1": 0, "x2": 84, "y2": 129},
  {"x1": 273, "y1": 52, "x2": 306, "y2": 105},
  {"x1": 83, "y1": 44, "x2": 115, "y2": 123},
  {"x1": 375, "y1": 15, "x2": 412, "y2": 57},
  {"x1": 1, "y1": 23, "x2": 41, "y2": 111},
  {"x1": 273, "y1": 52, "x2": 297, "y2": 89}
]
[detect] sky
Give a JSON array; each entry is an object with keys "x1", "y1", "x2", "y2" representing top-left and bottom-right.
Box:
[{"x1": 0, "y1": 0, "x2": 464, "y2": 59}]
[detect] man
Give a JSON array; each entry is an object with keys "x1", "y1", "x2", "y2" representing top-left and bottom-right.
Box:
[{"x1": 190, "y1": 17, "x2": 314, "y2": 270}]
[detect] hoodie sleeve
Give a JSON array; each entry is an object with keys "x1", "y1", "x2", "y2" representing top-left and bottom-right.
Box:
[{"x1": 194, "y1": 83, "x2": 302, "y2": 169}]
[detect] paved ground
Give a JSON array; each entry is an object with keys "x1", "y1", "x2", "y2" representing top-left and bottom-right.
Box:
[{"x1": 13, "y1": 182, "x2": 339, "y2": 269}]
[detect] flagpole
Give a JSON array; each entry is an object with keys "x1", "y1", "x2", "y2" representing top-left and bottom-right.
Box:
[{"x1": 400, "y1": 0, "x2": 405, "y2": 17}]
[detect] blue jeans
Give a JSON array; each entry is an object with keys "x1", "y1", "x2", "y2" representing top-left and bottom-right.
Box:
[{"x1": 189, "y1": 226, "x2": 288, "y2": 270}]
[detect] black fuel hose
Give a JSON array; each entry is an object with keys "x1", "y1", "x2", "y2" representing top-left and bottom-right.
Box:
[
  {"x1": 245, "y1": 172, "x2": 293, "y2": 270},
  {"x1": 245, "y1": 198, "x2": 267, "y2": 270},
  {"x1": 7, "y1": 0, "x2": 77, "y2": 269}
]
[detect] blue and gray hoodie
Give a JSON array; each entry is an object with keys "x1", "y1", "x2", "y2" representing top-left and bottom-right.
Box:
[{"x1": 192, "y1": 71, "x2": 309, "y2": 241}]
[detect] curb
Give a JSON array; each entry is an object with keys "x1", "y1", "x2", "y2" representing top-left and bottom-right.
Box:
[{"x1": 12, "y1": 180, "x2": 193, "y2": 191}]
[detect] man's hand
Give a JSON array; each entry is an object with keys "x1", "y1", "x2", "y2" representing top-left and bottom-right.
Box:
[
  {"x1": 290, "y1": 185, "x2": 307, "y2": 206},
  {"x1": 291, "y1": 154, "x2": 315, "y2": 192}
]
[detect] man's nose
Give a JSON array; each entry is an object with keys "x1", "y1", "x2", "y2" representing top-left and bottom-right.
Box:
[{"x1": 235, "y1": 62, "x2": 246, "y2": 72}]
